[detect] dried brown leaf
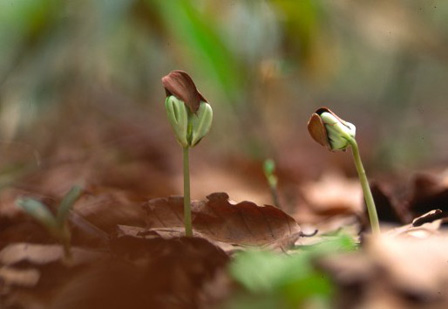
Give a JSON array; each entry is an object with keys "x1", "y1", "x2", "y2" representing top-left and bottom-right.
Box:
[
  {"x1": 412, "y1": 209, "x2": 444, "y2": 227},
  {"x1": 0, "y1": 243, "x2": 104, "y2": 266},
  {"x1": 0, "y1": 267, "x2": 40, "y2": 287},
  {"x1": 301, "y1": 172, "x2": 363, "y2": 217},
  {"x1": 368, "y1": 234, "x2": 448, "y2": 301},
  {"x1": 322, "y1": 229, "x2": 448, "y2": 308},
  {"x1": 116, "y1": 225, "x2": 238, "y2": 253},
  {"x1": 143, "y1": 192, "x2": 301, "y2": 248},
  {"x1": 51, "y1": 236, "x2": 229, "y2": 309},
  {"x1": 73, "y1": 186, "x2": 147, "y2": 233},
  {"x1": 386, "y1": 210, "x2": 444, "y2": 239},
  {"x1": 370, "y1": 182, "x2": 410, "y2": 224},
  {"x1": 409, "y1": 172, "x2": 448, "y2": 216}
]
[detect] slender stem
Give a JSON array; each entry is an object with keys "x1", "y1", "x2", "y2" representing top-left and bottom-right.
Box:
[
  {"x1": 269, "y1": 184, "x2": 282, "y2": 209},
  {"x1": 62, "y1": 239, "x2": 72, "y2": 261},
  {"x1": 183, "y1": 146, "x2": 193, "y2": 236},
  {"x1": 59, "y1": 226, "x2": 73, "y2": 265},
  {"x1": 348, "y1": 139, "x2": 380, "y2": 234}
]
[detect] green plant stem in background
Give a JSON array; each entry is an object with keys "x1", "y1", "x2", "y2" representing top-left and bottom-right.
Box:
[
  {"x1": 263, "y1": 159, "x2": 281, "y2": 209},
  {"x1": 183, "y1": 146, "x2": 193, "y2": 237},
  {"x1": 269, "y1": 185, "x2": 281, "y2": 209},
  {"x1": 348, "y1": 139, "x2": 380, "y2": 234},
  {"x1": 60, "y1": 225, "x2": 72, "y2": 261}
]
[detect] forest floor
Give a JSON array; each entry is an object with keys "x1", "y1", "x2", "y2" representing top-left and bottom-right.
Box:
[{"x1": 1, "y1": 110, "x2": 448, "y2": 309}]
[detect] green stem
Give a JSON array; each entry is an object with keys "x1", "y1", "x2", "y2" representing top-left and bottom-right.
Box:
[
  {"x1": 62, "y1": 239, "x2": 72, "y2": 262},
  {"x1": 269, "y1": 184, "x2": 281, "y2": 209},
  {"x1": 59, "y1": 226, "x2": 73, "y2": 265},
  {"x1": 183, "y1": 146, "x2": 193, "y2": 237},
  {"x1": 348, "y1": 139, "x2": 380, "y2": 234}
]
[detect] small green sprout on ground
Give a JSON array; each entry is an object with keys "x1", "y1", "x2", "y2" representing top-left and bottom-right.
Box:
[
  {"x1": 162, "y1": 70, "x2": 213, "y2": 237},
  {"x1": 307, "y1": 107, "x2": 380, "y2": 234},
  {"x1": 263, "y1": 159, "x2": 281, "y2": 209},
  {"x1": 16, "y1": 186, "x2": 83, "y2": 260}
]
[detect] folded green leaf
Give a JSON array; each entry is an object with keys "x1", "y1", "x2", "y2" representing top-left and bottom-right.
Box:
[
  {"x1": 57, "y1": 185, "x2": 83, "y2": 226},
  {"x1": 190, "y1": 101, "x2": 213, "y2": 146},
  {"x1": 16, "y1": 198, "x2": 57, "y2": 230},
  {"x1": 165, "y1": 96, "x2": 189, "y2": 147}
]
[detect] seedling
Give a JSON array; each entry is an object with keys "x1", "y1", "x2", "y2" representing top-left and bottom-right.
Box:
[
  {"x1": 16, "y1": 186, "x2": 83, "y2": 260},
  {"x1": 307, "y1": 107, "x2": 380, "y2": 234},
  {"x1": 263, "y1": 159, "x2": 281, "y2": 208},
  {"x1": 162, "y1": 70, "x2": 213, "y2": 236}
]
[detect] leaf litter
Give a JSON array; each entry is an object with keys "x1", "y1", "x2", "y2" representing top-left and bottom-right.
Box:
[
  {"x1": 5, "y1": 167, "x2": 448, "y2": 308},
  {"x1": 3, "y1": 110, "x2": 448, "y2": 308}
]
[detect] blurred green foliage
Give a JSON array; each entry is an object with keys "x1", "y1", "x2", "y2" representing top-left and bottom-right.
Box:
[
  {"x1": 150, "y1": 0, "x2": 243, "y2": 102},
  {"x1": 227, "y1": 234, "x2": 357, "y2": 308},
  {"x1": 1, "y1": 0, "x2": 448, "y2": 170}
]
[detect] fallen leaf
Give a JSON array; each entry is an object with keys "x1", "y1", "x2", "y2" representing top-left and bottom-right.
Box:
[
  {"x1": 412, "y1": 209, "x2": 444, "y2": 227},
  {"x1": 0, "y1": 267, "x2": 40, "y2": 287},
  {"x1": 143, "y1": 192, "x2": 301, "y2": 248},
  {"x1": 300, "y1": 172, "x2": 363, "y2": 217},
  {"x1": 370, "y1": 181, "x2": 409, "y2": 224},
  {"x1": 368, "y1": 234, "x2": 448, "y2": 301},
  {"x1": 50, "y1": 236, "x2": 229, "y2": 309},
  {"x1": 116, "y1": 225, "x2": 238, "y2": 253},
  {"x1": 72, "y1": 186, "x2": 147, "y2": 233},
  {"x1": 408, "y1": 172, "x2": 448, "y2": 216},
  {"x1": 0, "y1": 243, "x2": 104, "y2": 266},
  {"x1": 386, "y1": 210, "x2": 444, "y2": 239},
  {"x1": 321, "y1": 231, "x2": 448, "y2": 308}
]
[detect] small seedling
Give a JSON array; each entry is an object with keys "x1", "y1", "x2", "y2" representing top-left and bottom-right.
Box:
[
  {"x1": 263, "y1": 159, "x2": 281, "y2": 208},
  {"x1": 162, "y1": 70, "x2": 213, "y2": 237},
  {"x1": 16, "y1": 186, "x2": 83, "y2": 260},
  {"x1": 307, "y1": 107, "x2": 380, "y2": 234}
]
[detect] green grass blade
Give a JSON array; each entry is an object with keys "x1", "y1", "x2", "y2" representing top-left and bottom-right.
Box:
[{"x1": 149, "y1": 0, "x2": 243, "y2": 103}]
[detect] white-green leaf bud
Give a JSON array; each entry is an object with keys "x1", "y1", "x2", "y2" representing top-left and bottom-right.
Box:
[
  {"x1": 320, "y1": 112, "x2": 356, "y2": 151},
  {"x1": 165, "y1": 96, "x2": 189, "y2": 147},
  {"x1": 190, "y1": 101, "x2": 213, "y2": 146},
  {"x1": 16, "y1": 198, "x2": 58, "y2": 230},
  {"x1": 162, "y1": 70, "x2": 212, "y2": 148},
  {"x1": 307, "y1": 107, "x2": 356, "y2": 151}
]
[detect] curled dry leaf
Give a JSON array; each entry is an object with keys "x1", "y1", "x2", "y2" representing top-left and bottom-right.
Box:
[
  {"x1": 386, "y1": 210, "x2": 444, "y2": 239},
  {"x1": 412, "y1": 209, "x2": 444, "y2": 227},
  {"x1": 161, "y1": 70, "x2": 207, "y2": 113},
  {"x1": 142, "y1": 192, "x2": 301, "y2": 248}
]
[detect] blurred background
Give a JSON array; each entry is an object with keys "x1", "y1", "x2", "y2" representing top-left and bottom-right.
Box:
[{"x1": 1, "y1": 0, "x2": 448, "y2": 205}]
